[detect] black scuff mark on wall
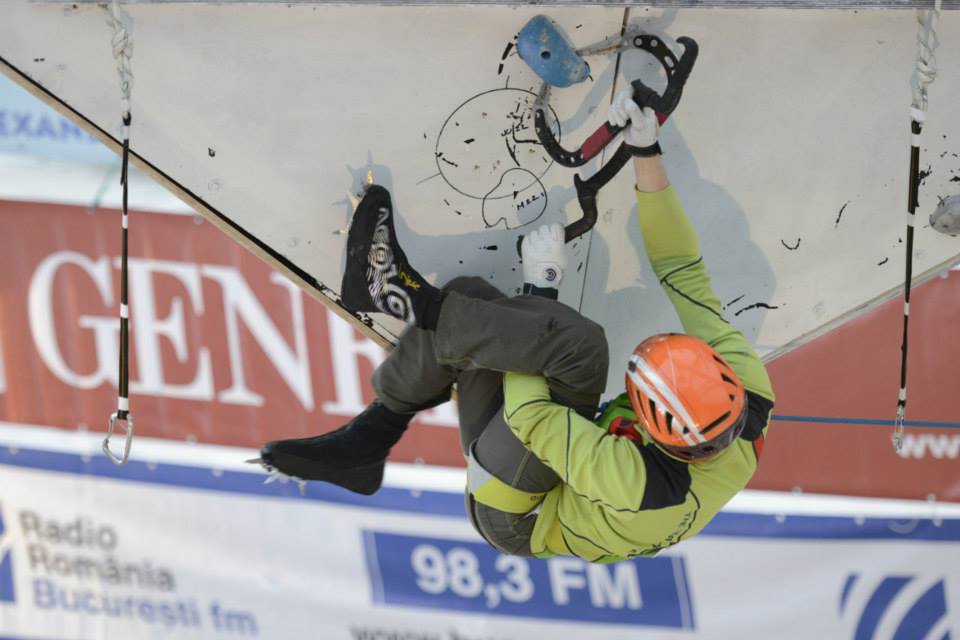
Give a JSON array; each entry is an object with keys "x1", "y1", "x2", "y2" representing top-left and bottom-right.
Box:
[
  {"x1": 454, "y1": 210, "x2": 463, "y2": 216},
  {"x1": 835, "y1": 201, "x2": 850, "y2": 228},
  {"x1": 723, "y1": 294, "x2": 745, "y2": 310},
  {"x1": 498, "y1": 41, "x2": 515, "y2": 75},
  {"x1": 481, "y1": 245, "x2": 499, "y2": 251},
  {"x1": 34, "y1": 58, "x2": 45, "y2": 63},
  {"x1": 208, "y1": 148, "x2": 216, "y2": 157},
  {"x1": 734, "y1": 302, "x2": 779, "y2": 316},
  {"x1": 464, "y1": 138, "x2": 476, "y2": 145},
  {"x1": 877, "y1": 258, "x2": 889, "y2": 266},
  {"x1": 918, "y1": 165, "x2": 932, "y2": 186},
  {"x1": 950, "y1": 176, "x2": 960, "y2": 183},
  {"x1": 781, "y1": 238, "x2": 801, "y2": 251},
  {"x1": 577, "y1": 262, "x2": 583, "y2": 273},
  {"x1": 504, "y1": 138, "x2": 520, "y2": 167}
]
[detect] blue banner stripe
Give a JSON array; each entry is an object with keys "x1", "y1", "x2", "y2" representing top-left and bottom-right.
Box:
[
  {"x1": 772, "y1": 415, "x2": 960, "y2": 429},
  {"x1": 2, "y1": 446, "x2": 958, "y2": 542},
  {"x1": 0, "y1": 446, "x2": 463, "y2": 517}
]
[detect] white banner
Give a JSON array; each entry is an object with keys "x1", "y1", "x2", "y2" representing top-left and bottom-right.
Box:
[{"x1": 1, "y1": 428, "x2": 958, "y2": 640}]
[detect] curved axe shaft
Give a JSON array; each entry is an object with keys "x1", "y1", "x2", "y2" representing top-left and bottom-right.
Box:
[
  {"x1": 535, "y1": 35, "x2": 699, "y2": 168},
  {"x1": 515, "y1": 144, "x2": 633, "y2": 257}
]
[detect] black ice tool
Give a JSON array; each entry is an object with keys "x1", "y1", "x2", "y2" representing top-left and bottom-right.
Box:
[{"x1": 514, "y1": 16, "x2": 699, "y2": 255}]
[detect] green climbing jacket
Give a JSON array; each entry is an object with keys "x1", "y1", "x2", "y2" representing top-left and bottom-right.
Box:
[{"x1": 502, "y1": 185, "x2": 776, "y2": 562}]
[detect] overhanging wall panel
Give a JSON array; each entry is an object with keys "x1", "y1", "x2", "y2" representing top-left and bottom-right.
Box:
[{"x1": 2, "y1": 3, "x2": 959, "y2": 394}]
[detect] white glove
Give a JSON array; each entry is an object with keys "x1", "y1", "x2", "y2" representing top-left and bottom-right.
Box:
[
  {"x1": 608, "y1": 87, "x2": 659, "y2": 150},
  {"x1": 521, "y1": 223, "x2": 566, "y2": 289}
]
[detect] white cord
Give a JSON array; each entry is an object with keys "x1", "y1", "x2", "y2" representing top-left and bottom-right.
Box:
[
  {"x1": 895, "y1": 0, "x2": 942, "y2": 454},
  {"x1": 101, "y1": 0, "x2": 137, "y2": 466},
  {"x1": 911, "y1": 0, "x2": 941, "y2": 117},
  {"x1": 103, "y1": 0, "x2": 134, "y2": 122}
]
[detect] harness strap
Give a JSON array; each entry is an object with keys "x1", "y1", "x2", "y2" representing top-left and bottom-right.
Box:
[{"x1": 466, "y1": 447, "x2": 545, "y2": 514}]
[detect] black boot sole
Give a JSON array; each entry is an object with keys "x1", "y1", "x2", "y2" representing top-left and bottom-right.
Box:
[{"x1": 260, "y1": 441, "x2": 386, "y2": 496}]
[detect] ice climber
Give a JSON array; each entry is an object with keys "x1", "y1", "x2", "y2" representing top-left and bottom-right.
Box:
[{"x1": 260, "y1": 86, "x2": 776, "y2": 561}]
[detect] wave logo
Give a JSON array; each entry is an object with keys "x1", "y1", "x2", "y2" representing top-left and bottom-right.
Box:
[
  {"x1": 840, "y1": 573, "x2": 951, "y2": 639},
  {"x1": 0, "y1": 506, "x2": 14, "y2": 603}
]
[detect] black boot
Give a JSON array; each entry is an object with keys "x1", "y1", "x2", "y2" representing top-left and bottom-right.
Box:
[
  {"x1": 341, "y1": 184, "x2": 444, "y2": 329},
  {"x1": 259, "y1": 400, "x2": 412, "y2": 495}
]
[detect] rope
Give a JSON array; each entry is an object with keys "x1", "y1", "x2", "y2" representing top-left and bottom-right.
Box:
[
  {"x1": 911, "y1": 1, "x2": 940, "y2": 117},
  {"x1": 894, "y1": 0, "x2": 942, "y2": 453},
  {"x1": 102, "y1": 0, "x2": 135, "y2": 465},
  {"x1": 104, "y1": 0, "x2": 134, "y2": 118}
]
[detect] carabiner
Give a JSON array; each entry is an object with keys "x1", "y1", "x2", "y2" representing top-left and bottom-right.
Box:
[{"x1": 103, "y1": 411, "x2": 134, "y2": 465}]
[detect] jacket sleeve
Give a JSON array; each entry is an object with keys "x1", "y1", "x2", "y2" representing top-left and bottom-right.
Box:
[
  {"x1": 503, "y1": 371, "x2": 648, "y2": 511},
  {"x1": 635, "y1": 186, "x2": 775, "y2": 402}
]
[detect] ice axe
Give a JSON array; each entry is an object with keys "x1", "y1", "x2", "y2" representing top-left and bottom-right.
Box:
[
  {"x1": 519, "y1": 19, "x2": 699, "y2": 167},
  {"x1": 514, "y1": 16, "x2": 699, "y2": 255}
]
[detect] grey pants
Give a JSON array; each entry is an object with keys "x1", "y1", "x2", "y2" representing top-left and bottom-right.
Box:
[{"x1": 371, "y1": 277, "x2": 609, "y2": 555}]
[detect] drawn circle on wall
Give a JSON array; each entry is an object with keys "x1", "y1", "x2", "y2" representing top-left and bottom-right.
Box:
[
  {"x1": 435, "y1": 88, "x2": 560, "y2": 200},
  {"x1": 481, "y1": 168, "x2": 548, "y2": 230}
]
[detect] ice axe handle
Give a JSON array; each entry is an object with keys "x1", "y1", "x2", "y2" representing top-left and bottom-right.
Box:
[
  {"x1": 515, "y1": 142, "x2": 632, "y2": 258},
  {"x1": 515, "y1": 209, "x2": 598, "y2": 258},
  {"x1": 573, "y1": 86, "x2": 668, "y2": 165}
]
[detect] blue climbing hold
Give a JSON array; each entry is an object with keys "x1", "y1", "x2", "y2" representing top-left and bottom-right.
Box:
[{"x1": 516, "y1": 15, "x2": 590, "y2": 88}]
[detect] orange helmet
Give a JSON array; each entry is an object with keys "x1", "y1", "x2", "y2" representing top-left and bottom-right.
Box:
[{"x1": 625, "y1": 333, "x2": 747, "y2": 462}]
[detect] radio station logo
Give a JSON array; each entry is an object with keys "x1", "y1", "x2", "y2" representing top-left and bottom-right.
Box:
[
  {"x1": 0, "y1": 506, "x2": 15, "y2": 603},
  {"x1": 0, "y1": 504, "x2": 259, "y2": 634},
  {"x1": 840, "y1": 573, "x2": 950, "y2": 638}
]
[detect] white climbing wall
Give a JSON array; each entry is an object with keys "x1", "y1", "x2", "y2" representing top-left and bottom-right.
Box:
[{"x1": 2, "y1": 2, "x2": 959, "y2": 397}]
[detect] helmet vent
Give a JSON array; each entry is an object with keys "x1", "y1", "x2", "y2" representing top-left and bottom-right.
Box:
[
  {"x1": 720, "y1": 373, "x2": 737, "y2": 386},
  {"x1": 701, "y1": 410, "x2": 732, "y2": 435},
  {"x1": 713, "y1": 355, "x2": 731, "y2": 369},
  {"x1": 682, "y1": 426, "x2": 690, "y2": 435},
  {"x1": 628, "y1": 360, "x2": 637, "y2": 372},
  {"x1": 665, "y1": 412, "x2": 674, "y2": 434},
  {"x1": 648, "y1": 399, "x2": 659, "y2": 430}
]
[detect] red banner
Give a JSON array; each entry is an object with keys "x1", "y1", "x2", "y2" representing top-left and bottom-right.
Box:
[
  {"x1": 0, "y1": 199, "x2": 464, "y2": 467},
  {"x1": 1, "y1": 198, "x2": 957, "y2": 501},
  {"x1": 758, "y1": 270, "x2": 960, "y2": 502}
]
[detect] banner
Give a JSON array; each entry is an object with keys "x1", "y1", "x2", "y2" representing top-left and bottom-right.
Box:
[
  {"x1": 0, "y1": 198, "x2": 465, "y2": 468},
  {"x1": 0, "y1": 197, "x2": 958, "y2": 499},
  {"x1": 0, "y1": 74, "x2": 113, "y2": 164},
  {"x1": 760, "y1": 270, "x2": 960, "y2": 501},
  {"x1": 0, "y1": 433, "x2": 958, "y2": 639}
]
